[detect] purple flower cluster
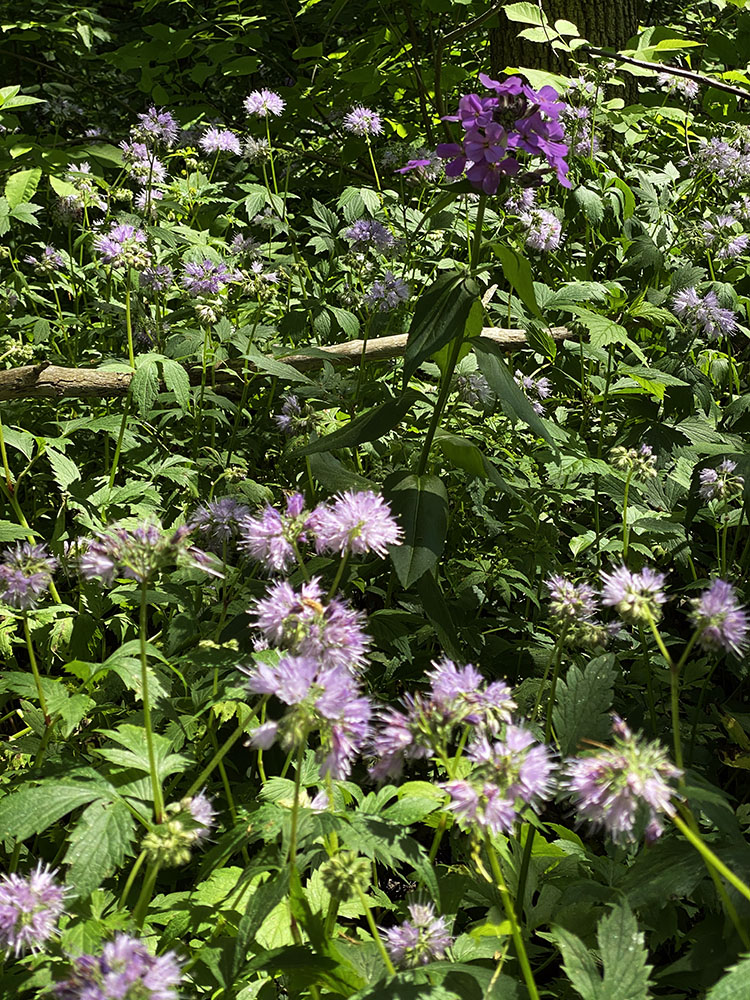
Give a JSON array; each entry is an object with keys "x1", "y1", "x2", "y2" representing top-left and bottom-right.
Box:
[
  {"x1": 382, "y1": 902, "x2": 453, "y2": 968},
  {"x1": 688, "y1": 135, "x2": 750, "y2": 186},
  {"x1": 365, "y1": 271, "x2": 410, "y2": 311},
  {"x1": 436, "y1": 74, "x2": 570, "y2": 194},
  {"x1": 79, "y1": 521, "x2": 215, "y2": 585},
  {"x1": 189, "y1": 497, "x2": 252, "y2": 552},
  {"x1": 657, "y1": 72, "x2": 700, "y2": 101},
  {"x1": 119, "y1": 141, "x2": 167, "y2": 185},
  {"x1": 702, "y1": 214, "x2": 749, "y2": 260},
  {"x1": 343, "y1": 106, "x2": 382, "y2": 137},
  {"x1": 134, "y1": 106, "x2": 180, "y2": 147},
  {"x1": 24, "y1": 245, "x2": 64, "y2": 273},
  {"x1": 94, "y1": 222, "x2": 152, "y2": 270},
  {"x1": 455, "y1": 371, "x2": 493, "y2": 408},
  {"x1": 567, "y1": 716, "x2": 681, "y2": 844},
  {"x1": 610, "y1": 443, "x2": 658, "y2": 479},
  {"x1": 601, "y1": 565, "x2": 667, "y2": 623},
  {"x1": 274, "y1": 394, "x2": 309, "y2": 435},
  {"x1": 199, "y1": 127, "x2": 242, "y2": 155},
  {"x1": 308, "y1": 490, "x2": 403, "y2": 558},
  {"x1": 344, "y1": 219, "x2": 395, "y2": 252},
  {"x1": 251, "y1": 577, "x2": 369, "y2": 673},
  {"x1": 699, "y1": 459, "x2": 744, "y2": 501},
  {"x1": 238, "y1": 493, "x2": 309, "y2": 573},
  {"x1": 0, "y1": 864, "x2": 65, "y2": 954},
  {"x1": 546, "y1": 574, "x2": 615, "y2": 650},
  {"x1": 244, "y1": 90, "x2": 285, "y2": 118},
  {"x1": 370, "y1": 658, "x2": 516, "y2": 780},
  {"x1": 515, "y1": 369, "x2": 551, "y2": 415},
  {"x1": 672, "y1": 287, "x2": 738, "y2": 339},
  {"x1": 54, "y1": 933, "x2": 182, "y2": 999},
  {"x1": 690, "y1": 579, "x2": 749, "y2": 655},
  {"x1": 246, "y1": 654, "x2": 371, "y2": 778},
  {"x1": 181, "y1": 258, "x2": 238, "y2": 296},
  {"x1": 140, "y1": 263, "x2": 174, "y2": 292},
  {"x1": 0, "y1": 542, "x2": 57, "y2": 611},
  {"x1": 142, "y1": 793, "x2": 217, "y2": 867},
  {"x1": 443, "y1": 726, "x2": 554, "y2": 835},
  {"x1": 520, "y1": 207, "x2": 563, "y2": 252}
]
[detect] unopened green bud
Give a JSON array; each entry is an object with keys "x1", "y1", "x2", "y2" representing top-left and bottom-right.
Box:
[{"x1": 320, "y1": 851, "x2": 371, "y2": 901}]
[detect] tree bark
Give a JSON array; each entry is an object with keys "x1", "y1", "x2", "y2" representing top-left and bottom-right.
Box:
[{"x1": 490, "y1": 0, "x2": 642, "y2": 76}]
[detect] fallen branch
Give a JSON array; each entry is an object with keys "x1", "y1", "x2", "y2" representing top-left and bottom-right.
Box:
[{"x1": 0, "y1": 326, "x2": 567, "y2": 402}]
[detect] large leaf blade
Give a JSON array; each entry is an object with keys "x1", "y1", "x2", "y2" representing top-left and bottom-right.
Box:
[{"x1": 403, "y1": 272, "x2": 479, "y2": 386}]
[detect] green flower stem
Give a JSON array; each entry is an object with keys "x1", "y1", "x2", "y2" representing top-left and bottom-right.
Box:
[
  {"x1": 328, "y1": 551, "x2": 350, "y2": 599},
  {"x1": 184, "y1": 705, "x2": 255, "y2": 798},
  {"x1": 291, "y1": 537, "x2": 311, "y2": 582},
  {"x1": 416, "y1": 332, "x2": 464, "y2": 477},
  {"x1": 544, "y1": 629, "x2": 567, "y2": 743},
  {"x1": 140, "y1": 584, "x2": 164, "y2": 823},
  {"x1": 514, "y1": 825, "x2": 536, "y2": 922},
  {"x1": 674, "y1": 809, "x2": 750, "y2": 902},
  {"x1": 637, "y1": 624, "x2": 659, "y2": 734},
  {"x1": 471, "y1": 194, "x2": 487, "y2": 274},
  {"x1": 125, "y1": 269, "x2": 135, "y2": 368},
  {"x1": 23, "y1": 612, "x2": 50, "y2": 725},
  {"x1": 354, "y1": 883, "x2": 396, "y2": 977},
  {"x1": 485, "y1": 837, "x2": 540, "y2": 1000},
  {"x1": 118, "y1": 849, "x2": 147, "y2": 911},
  {"x1": 721, "y1": 497, "x2": 730, "y2": 577},
  {"x1": 288, "y1": 744, "x2": 305, "y2": 878},
  {"x1": 107, "y1": 272, "x2": 136, "y2": 493},
  {"x1": 645, "y1": 615, "x2": 699, "y2": 774},
  {"x1": 132, "y1": 860, "x2": 160, "y2": 929},
  {"x1": 622, "y1": 467, "x2": 634, "y2": 561},
  {"x1": 265, "y1": 117, "x2": 278, "y2": 195}
]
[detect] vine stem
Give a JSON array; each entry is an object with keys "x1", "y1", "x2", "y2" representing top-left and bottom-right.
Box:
[
  {"x1": 140, "y1": 584, "x2": 164, "y2": 823},
  {"x1": 354, "y1": 883, "x2": 396, "y2": 977},
  {"x1": 485, "y1": 837, "x2": 540, "y2": 1000}
]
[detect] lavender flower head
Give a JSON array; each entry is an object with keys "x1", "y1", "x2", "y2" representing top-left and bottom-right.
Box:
[
  {"x1": 274, "y1": 393, "x2": 311, "y2": 435},
  {"x1": 382, "y1": 902, "x2": 453, "y2": 968},
  {"x1": 199, "y1": 127, "x2": 242, "y2": 155},
  {"x1": 698, "y1": 459, "x2": 744, "y2": 501},
  {"x1": 702, "y1": 214, "x2": 749, "y2": 260},
  {"x1": 601, "y1": 565, "x2": 667, "y2": 623},
  {"x1": 567, "y1": 716, "x2": 681, "y2": 844},
  {"x1": 189, "y1": 497, "x2": 252, "y2": 552},
  {"x1": 0, "y1": 542, "x2": 57, "y2": 610},
  {"x1": 54, "y1": 933, "x2": 182, "y2": 999},
  {"x1": 238, "y1": 493, "x2": 310, "y2": 573},
  {"x1": 134, "y1": 106, "x2": 180, "y2": 147},
  {"x1": 182, "y1": 258, "x2": 238, "y2": 296},
  {"x1": 79, "y1": 520, "x2": 216, "y2": 585},
  {"x1": 657, "y1": 72, "x2": 700, "y2": 101},
  {"x1": 370, "y1": 658, "x2": 516, "y2": 780},
  {"x1": 343, "y1": 106, "x2": 382, "y2": 136},
  {"x1": 25, "y1": 245, "x2": 64, "y2": 273},
  {"x1": 244, "y1": 89, "x2": 285, "y2": 117},
  {"x1": 245, "y1": 655, "x2": 371, "y2": 778},
  {"x1": 443, "y1": 726, "x2": 554, "y2": 835},
  {"x1": 140, "y1": 263, "x2": 174, "y2": 292},
  {"x1": 94, "y1": 222, "x2": 152, "y2": 270},
  {"x1": 365, "y1": 271, "x2": 410, "y2": 311},
  {"x1": 308, "y1": 490, "x2": 402, "y2": 558},
  {"x1": 251, "y1": 576, "x2": 369, "y2": 672},
  {"x1": 0, "y1": 863, "x2": 65, "y2": 955},
  {"x1": 344, "y1": 219, "x2": 395, "y2": 252},
  {"x1": 672, "y1": 287, "x2": 738, "y2": 340},
  {"x1": 119, "y1": 140, "x2": 167, "y2": 184},
  {"x1": 546, "y1": 573, "x2": 613, "y2": 650},
  {"x1": 515, "y1": 369, "x2": 551, "y2": 415},
  {"x1": 610, "y1": 443, "x2": 658, "y2": 479},
  {"x1": 455, "y1": 371, "x2": 494, "y2": 408},
  {"x1": 142, "y1": 793, "x2": 217, "y2": 867},
  {"x1": 690, "y1": 579, "x2": 749, "y2": 656},
  {"x1": 520, "y1": 207, "x2": 563, "y2": 252}
]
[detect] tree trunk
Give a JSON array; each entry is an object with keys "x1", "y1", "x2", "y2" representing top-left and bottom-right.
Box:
[{"x1": 490, "y1": 0, "x2": 641, "y2": 77}]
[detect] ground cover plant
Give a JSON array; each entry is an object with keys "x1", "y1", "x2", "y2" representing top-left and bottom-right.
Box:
[{"x1": 3, "y1": 0, "x2": 750, "y2": 996}]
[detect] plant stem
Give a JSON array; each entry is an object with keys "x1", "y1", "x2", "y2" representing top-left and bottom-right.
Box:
[
  {"x1": 132, "y1": 861, "x2": 160, "y2": 929},
  {"x1": 118, "y1": 849, "x2": 147, "y2": 910},
  {"x1": 673, "y1": 811, "x2": 750, "y2": 907},
  {"x1": 514, "y1": 825, "x2": 535, "y2": 922},
  {"x1": 288, "y1": 744, "x2": 305, "y2": 877},
  {"x1": 544, "y1": 630, "x2": 567, "y2": 743},
  {"x1": 184, "y1": 707, "x2": 254, "y2": 798},
  {"x1": 354, "y1": 883, "x2": 396, "y2": 976},
  {"x1": 328, "y1": 551, "x2": 349, "y2": 598},
  {"x1": 485, "y1": 837, "x2": 540, "y2": 1000},
  {"x1": 125, "y1": 269, "x2": 134, "y2": 368},
  {"x1": 23, "y1": 612, "x2": 50, "y2": 725},
  {"x1": 139, "y1": 584, "x2": 164, "y2": 823},
  {"x1": 622, "y1": 468, "x2": 634, "y2": 561}
]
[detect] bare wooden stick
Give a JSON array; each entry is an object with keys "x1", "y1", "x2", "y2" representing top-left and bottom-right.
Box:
[{"x1": 0, "y1": 326, "x2": 568, "y2": 402}]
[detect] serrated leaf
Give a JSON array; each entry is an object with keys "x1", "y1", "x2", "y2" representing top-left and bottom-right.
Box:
[
  {"x1": 161, "y1": 359, "x2": 191, "y2": 413},
  {"x1": 598, "y1": 902, "x2": 652, "y2": 1000},
  {"x1": 574, "y1": 187, "x2": 605, "y2": 226},
  {"x1": 47, "y1": 448, "x2": 81, "y2": 491},
  {"x1": 0, "y1": 778, "x2": 109, "y2": 841},
  {"x1": 503, "y1": 1, "x2": 546, "y2": 25},
  {"x1": 0, "y1": 520, "x2": 36, "y2": 542},
  {"x1": 130, "y1": 362, "x2": 159, "y2": 416},
  {"x1": 552, "y1": 654, "x2": 617, "y2": 755},
  {"x1": 549, "y1": 925, "x2": 601, "y2": 1000},
  {"x1": 64, "y1": 798, "x2": 135, "y2": 898},
  {"x1": 385, "y1": 472, "x2": 448, "y2": 589},
  {"x1": 5, "y1": 167, "x2": 41, "y2": 209},
  {"x1": 706, "y1": 954, "x2": 750, "y2": 1000}
]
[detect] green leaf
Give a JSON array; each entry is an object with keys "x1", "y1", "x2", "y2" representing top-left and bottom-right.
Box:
[
  {"x1": 301, "y1": 392, "x2": 418, "y2": 455},
  {"x1": 95, "y1": 725, "x2": 192, "y2": 782},
  {"x1": 64, "y1": 799, "x2": 135, "y2": 898},
  {"x1": 491, "y1": 244, "x2": 542, "y2": 317},
  {"x1": 306, "y1": 452, "x2": 374, "y2": 493},
  {"x1": 474, "y1": 341, "x2": 556, "y2": 445},
  {"x1": 130, "y1": 361, "x2": 160, "y2": 416},
  {"x1": 403, "y1": 272, "x2": 479, "y2": 386},
  {"x1": 503, "y1": 1, "x2": 546, "y2": 25},
  {"x1": 248, "y1": 347, "x2": 312, "y2": 384},
  {"x1": 49, "y1": 175, "x2": 79, "y2": 198},
  {"x1": 598, "y1": 902, "x2": 653, "y2": 1000},
  {"x1": 4, "y1": 167, "x2": 41, "y2": 209},
  {"x1": 573, "y1": 187, "x2": 605, "y2": 226},
  {"x1": 706, "y1": 954, "x2": 750, "y2": 1000},
  {"x1": 385, "y1": 472, "x2": 448, "y2": 588},
  {"x1": 161, "y1": 359, "x2": 191, "y2": 412},
  {"x1": 552, "y1": 654, "x2": 617, "y2": 755},
  {"x1": 0, "y1": 777, "x2": 109, "y2": 840},
  {"x1": 435, "y1": 431, "x2": 516, "y2": 495},
  {"x1": 47, "y1": 448, "x2": 81, "y2": 492},
  {"x1": 549, "y1": 925, "x2": 601, "y2": 1000},
  {"x1": 233, "y1": 872, "x2": 288, "y2": 975},
  {"x1": 0, "y1": 520, "x2": 36, "y2": 542}
]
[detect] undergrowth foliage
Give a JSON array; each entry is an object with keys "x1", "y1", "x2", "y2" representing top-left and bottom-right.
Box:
[{"x1": 2, "y1": 1, "x2": 750, "y2": 997}]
